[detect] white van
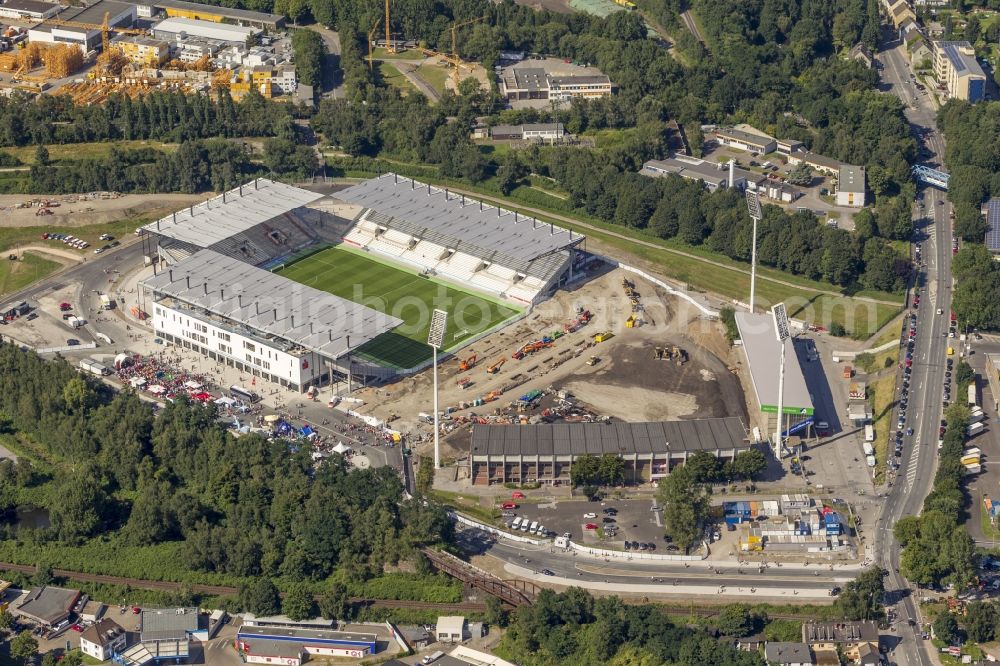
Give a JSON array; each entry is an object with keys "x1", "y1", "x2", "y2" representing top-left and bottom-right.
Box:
[
  {"x1": 520, "y1": 519, "x2": 530, "y2": 532},
  {"x1": 529, "y1": 521, "x2": 539, "y2": 534},
  {"x1": 511, "y1": 517, "x2": 522, "y2": 530}
]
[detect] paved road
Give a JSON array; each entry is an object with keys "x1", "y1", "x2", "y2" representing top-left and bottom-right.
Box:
[{"x1": 871, "y1": 32, "x2": 953, "y2": 666}]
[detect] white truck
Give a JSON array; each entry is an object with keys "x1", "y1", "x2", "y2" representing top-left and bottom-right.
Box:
[
  {"x1": 968, "y1": 422, "x2": 985, "y2": 438},
  {"x1": 969, "y1": 382, "x2": 978, "y2": 407},
  {"x1": 79, "y1": 359, "x2": 110, "y2": 376},
  {"x1": 67, "y1": 315, "x2": 86, "y2": 329},
  {"x1": 422, "y1": 651, "x2": 445, "y2": 665},
  {"x1": 968, "y1": 411, "x2": 985, "y2": 425},
  {"x1": 864, "y1": 425, "x2": 875, "y2": 443},
  {"x1": 863, "y1": 441, "x2": 875, "y2": 456},
  {"x1": 99, "y1": 294, "x2": 114, "y2": 310}
]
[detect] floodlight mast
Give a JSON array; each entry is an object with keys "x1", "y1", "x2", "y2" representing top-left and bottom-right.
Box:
[
  {"x1": 746, "y1": 190, "x2": 763, "y2": 313},
  {"x1": 772, "y1": 303, "x2": 789, "y2": 460},
  {"x1": 427, "y1": 309, "x2": 448, "y2": 469}
]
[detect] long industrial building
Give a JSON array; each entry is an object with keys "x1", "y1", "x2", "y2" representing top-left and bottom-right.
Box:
[
  {"x1": 28, "y1": 0, "x2": 137, "y2": 52},
  {"x1": 468, "y1": 417, "x2": 750, "y2": 485}
]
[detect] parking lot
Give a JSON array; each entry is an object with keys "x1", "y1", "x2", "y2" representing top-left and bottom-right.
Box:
[{"x1": 503, "y1": 497, "x2": 670, "y2": 552}]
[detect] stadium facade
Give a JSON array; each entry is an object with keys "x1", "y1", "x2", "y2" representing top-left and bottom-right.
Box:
[{"x1": 139, "y1": 175, "x2": 585, "y2": 392}]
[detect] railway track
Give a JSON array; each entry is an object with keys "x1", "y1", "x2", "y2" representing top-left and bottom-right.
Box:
[{"x1": 0, "y1": 562, "x2": 486, "y2": 611}]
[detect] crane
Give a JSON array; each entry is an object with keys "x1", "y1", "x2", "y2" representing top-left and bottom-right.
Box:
[
  {"x1": 450, "y1": 16, "x2": 484, "y2": 90},
  {"x1": 384, "y1": 0, "x2": 393, "y2": 54},
  {"x1": 367, "y1": 17, "x2": 381, "y2": 71},
  {"x1": 42, "y1": 13, "x2": 147, "y2": 37}
]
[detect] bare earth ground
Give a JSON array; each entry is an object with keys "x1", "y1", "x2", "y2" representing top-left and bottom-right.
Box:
[
  {"x1": 0, "y1": 193, "x2": 207, "y2": 228},
  {"x1": 351, "y1": 265, "x2": 746, "y2": 463}
]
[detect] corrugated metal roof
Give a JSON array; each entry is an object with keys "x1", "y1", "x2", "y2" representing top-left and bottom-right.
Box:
[
  {"x1": 470, "y1": 417, "x2": 748, "y2": 457},
  {"x1": 734, "y1": 311, "x2": 813, "y2": 414},
  {"x1": 142, "y1": 179, "x2": 323, "y2": 247},
  {"x1": 139, "y1": 249, "x2": 402, "y2": 359},
  {"x1": 334, "y1": 174, "x2": 582, "y2": 274}
]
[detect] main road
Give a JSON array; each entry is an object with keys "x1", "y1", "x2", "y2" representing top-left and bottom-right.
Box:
[{"x1": 872, "y1": 30, "x2": 953, "y2": 666}]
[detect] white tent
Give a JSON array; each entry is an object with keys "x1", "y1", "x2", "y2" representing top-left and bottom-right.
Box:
[
  {"x1": 332, "y1": 441, "x2": 352, "y2": 455},
  {"x1": 215, "y1": 396, "x2": 236, "y2": 406}
]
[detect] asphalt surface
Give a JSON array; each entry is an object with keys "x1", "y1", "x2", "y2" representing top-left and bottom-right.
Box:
[{"x1": 871, "y1": 33, "x2": 953, "y2": 666}]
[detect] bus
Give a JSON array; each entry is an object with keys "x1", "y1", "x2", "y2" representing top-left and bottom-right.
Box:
[{"x1": 230, "y1": 385, "x2": 260, "y2": 403}]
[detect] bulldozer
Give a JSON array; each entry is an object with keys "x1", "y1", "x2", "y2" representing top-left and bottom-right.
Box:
[{"x1": 459, "y1": 354, "x2": 477, "y2": 371}]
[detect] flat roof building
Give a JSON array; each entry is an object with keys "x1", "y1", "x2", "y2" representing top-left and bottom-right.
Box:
[
  {"x1": 236, "y1": 625, "x2": 378, "y2": 663},
  {"x1": 836, "y1": 165, "x2": 866, "y2": 208},
  {"x1": 713, "y1": 127, "x2": 777, "y2": 154},
  {"x1": 499, "y1": 65, "x2": 613, "y2": 102},
  {"x1": 140, "y1": 607, "x2": 203, "y2": 660},
  {"x1": 468, "y1": 417, "x2": 750, "y2": 486},
  {"x1": 436, "y1": 616, "x2": 466, "y2": 643},
  {"x1": 933, "y1": 40, "x2": 986, "y2": 103},
  {"x1": 0, "y1": 0, "x2": 62, "y2": 20},
  {"x1": 984, "y1": 198, "x2": 1000, "y2": 255},
  {"x1": 734, "y1": 311, "x2": 814, "y2": 440},
  {"x1": 153, "y1": 16, "x2": 259, "y2": 44},
  {"x1": 135, "y1": 0, "x2": 285, "y2": 29},
  {"x1": 787, "y1": 151, "x2": 841, "y2": 175},
  {"x1": 440, "y1": 646, "x2": 519, "y2": 666},
  {"x1": 13, "y1": 586, "x2": 82, "y2": 627},
  {"x1": 29, "y1": 0, "x2": 137, "y2": 51},
  {"x1": 641, "y1": 157, "x2": 749, "y2": 191},
  {"x1": 489, "y1": 123, "x2": 566, "y2": 142}
]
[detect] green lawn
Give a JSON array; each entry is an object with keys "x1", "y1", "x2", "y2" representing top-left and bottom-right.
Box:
[
  {"x1": 414, "y1": 61, "x2": 451, "y2": 96},
  {"x1": 4, "y1": 140, "x2": 177, "y2": 165},
  {"x1": 277, "y1": 246, "x2": 521, "y2": 369},
  {"x1": 371, "y1": 47, "x2": 425, "y2": 61},
  {"x1": 377, "y1": 62, "x2": 421, "y2": 98},
  {"x1": 0, "y1": 252, "x2": 61, "y2": 297}
]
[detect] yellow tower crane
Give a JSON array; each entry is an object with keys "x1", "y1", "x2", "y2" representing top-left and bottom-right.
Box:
[
  {"x1": 384, "y1": 0, "x2": 394, "y2": 54},
  {"x1": 367, "y1": 17, "x2": 381, "y2": 72},
  {"x1": 450, "y1": 16, "x2": 484, "y2": 90}
]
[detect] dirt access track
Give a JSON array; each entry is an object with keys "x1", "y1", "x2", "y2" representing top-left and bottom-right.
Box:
[
  {"x1": 0, "y1": 193, "x2": 206, "y2": 228},
  {"x1": 351, "y1": 266, "x2": 747, "y2": 460}
]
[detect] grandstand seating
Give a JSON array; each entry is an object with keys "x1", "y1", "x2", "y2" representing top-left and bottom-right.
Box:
[{"x1": 207, "y1": 209, "x2": 323, "y2": 266}]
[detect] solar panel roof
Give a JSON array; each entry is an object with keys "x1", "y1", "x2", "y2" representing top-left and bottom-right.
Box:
[{"x1": 986, "y1": 198, "x2": 1000, "y2": 251}]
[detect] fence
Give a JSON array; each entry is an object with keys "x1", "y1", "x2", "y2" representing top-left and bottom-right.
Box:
[
  {"x1": 450, "y1": 512, "x2": 542, "y2": 545},
  {"x1": 37, "y1": 342, "x2": 97, "y2": 353}
]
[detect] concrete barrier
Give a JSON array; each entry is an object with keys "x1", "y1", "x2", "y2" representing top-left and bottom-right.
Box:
[
  {"x1": 450, "y1": 511, "x2": 542, "y2": 545},
  {"x1": 566, "y1": 539, "x2": 705, "y2": 562},
  {"x1": 37, "y1": 342, "x2": 97, "y2": 353},
  {"x1": 831, "y1": 337, "x2": 899, "y2": 362}
]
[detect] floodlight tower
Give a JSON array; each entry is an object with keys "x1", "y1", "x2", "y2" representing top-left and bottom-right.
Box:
[
  {"x1": 427, "y1": 309, "x2": 448, "y2": 469},
  {"x1": 746, "y1": 190, "x2": 763, "y2": 313},
  {"x1": 771, "y1": 302, "x2": 790, "y2": 460}
]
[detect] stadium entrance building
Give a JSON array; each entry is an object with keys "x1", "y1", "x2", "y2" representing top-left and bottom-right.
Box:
[{"x1": 139, "y1": 176, "x2": 585, "y2": 390}]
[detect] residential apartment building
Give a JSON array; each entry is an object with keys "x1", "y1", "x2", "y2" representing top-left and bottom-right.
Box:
[
  {"x1": 79, "y1": 619, "x2": 127, "y2": 662},
  {"x1": 933, "y1": 40, "x2": 986, "y2": 102},
  {"x1": 111, "y1": 35, "x2": 170, "y2": 67}
]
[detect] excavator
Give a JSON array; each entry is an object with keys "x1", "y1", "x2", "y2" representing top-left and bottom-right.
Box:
[
  {"x1": 459, "y1": 354, "x2": 477, "y2": 371},
  {"x1": 486, "y1": 358, "x2": 505, "y2": 374}
]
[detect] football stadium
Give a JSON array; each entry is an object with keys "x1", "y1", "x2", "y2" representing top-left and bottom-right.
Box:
[{"x1": 138, "y1": 174, "x2": 585, "y2": 392}]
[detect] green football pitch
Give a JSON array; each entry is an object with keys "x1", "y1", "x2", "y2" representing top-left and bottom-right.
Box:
[{"x1": 276, "y1": 246, "x2": 522, "y2": 369}]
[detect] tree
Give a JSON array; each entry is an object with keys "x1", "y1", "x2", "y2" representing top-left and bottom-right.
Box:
[
  {"x1": 932, "y1": 612, "x2": 959, "y2": 645},
  {"x1": 485, "y1": 595, "x2": 510, "y2": 628},
  {"x1": 658, "y1": 466, "x2": 709, "y2": 552},
  {"x1": 0, "y1": 609, "x2": 14, "y2": 631},
  {"x1": 834, "y1": 566, "x2": 884, "y2": 620},
  {"x1": 854, "y1": 352, "x2": 876, "y2": 374},
  {"x1": 240, "y1": 578, "x2": 280, "y2": 616},
  {"x1": 729, "y1": 449, "x2": 766, "y2": 481},
  {"x1": 10, "y1": 630, "x2": 38, "y2": 666},
  {"x1": 965, "y1": 601, "x2": 997, "y2": 642},
  {"x1": 785, "y1": 163, "x2": 812, "y2": 186},
  {"x1": 316, "y1": 583, "x2": 349, "y2": 622},
  {"x1": 34, "y1": 561, "x2": 53, "y2": 586},
  {"x1": 33, "y1": 145, "x2": 48, "y2": 166},
  {"x1": 282, "y1": 582, "x2": 315, "y2": 621},
  {"x1": 715, "y1": 604, "x2": 757, "y2": 637},
  {"x1": 497, "y1": 152, "x2": 528, "y2": 195}
]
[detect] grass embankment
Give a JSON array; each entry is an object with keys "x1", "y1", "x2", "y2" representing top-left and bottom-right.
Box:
[
  {"x1": 413, "y1": 61, "x2": 450, "y2": 95},
  {"x1": 869, "y1": 372, "x2": 898, "y2": 485},
  {"x1": 0, "y1": 252, "x2": 60, "y2": 297},
  {"x1": 4, "y1": 140, "x2": 179, "y2": 165},
  {"x1": 377, "y1": 62, "x2": 421, "y2": 97},
  {"x1": 0, "y1": 216, "x2": 149, "y2": 254},
  {"x1": 371, "y1": 47, "x2": 425, "y2": 61},
  {"x1": 327, "y1": 157, "x2": 903, "y2": 338}
]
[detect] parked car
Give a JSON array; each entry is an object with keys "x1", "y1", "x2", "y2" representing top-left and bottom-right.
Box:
[{"x1": 583, "y1": 512, "x2": 597, "y2": 519}]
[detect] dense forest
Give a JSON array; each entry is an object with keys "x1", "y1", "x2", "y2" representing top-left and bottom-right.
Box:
[{"x1": 0, "y1": 344, "x2": 448, "y2": 591}]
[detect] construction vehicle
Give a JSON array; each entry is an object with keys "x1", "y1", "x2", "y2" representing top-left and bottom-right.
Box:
[
  {"x1": 457, "y1": 377, "x2": 471, "y2": 389},
  {"x1": 486, "y1": 358, "x2": 505, "y2": 374},
  {"x1": 594, "y1": 331, "x2": 613, "y2": 343},
  {"x1": 612, "y1": 0, "x2": 637, "y2": 8},
  {"x1": 459, "y1": 354, "x2": 477, "y2": 371},
  {"x1": 625, "y1": 314, "x2": 639, "y2": 328},
  {"x1": 586, "y1": 356, "x2": 600, "y2": 366}
]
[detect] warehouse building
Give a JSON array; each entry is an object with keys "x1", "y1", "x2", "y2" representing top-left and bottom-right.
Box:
[
  {"x1": 12, "y1": 586, "x2": 82, "y2": 628},
  {"x1": 488, "y1": 123, "x2": 566, "y2": 142},
  {"x1": 153, "y1": 16, "x2": 259, "y2": 45},
  {"x1": 134, "y1": 0, "x2": 284, "y2": 29},
  {"x1": 836, "y1": 164, "x2": 867, "y2": 207},
  {"x1": 499, "y1": 65, "x2": 613, "y2": 102},
  {"x1": 0, "y1": 0, "x2": 62, "y2": 21},
  {"x1": 933, "y1": 40, "x2": 986, "y2": 103},
  {"x1": 139, "y1": 607, "x2": 204, "y2": 660},
  {"x1": 236, "y1": 625, "x2": 378, "y2": 663},
  {"x1": 28, "y1": 0, "x2": 137, "y2": 51},
  {"x1": 641, "y1": 157, "x2": 748, "y2": 191},
  {"x1": 468, "y1": 417, "x2": 750, "y2": 486},
  {"x1": 734, "y1": 311, "x2": 814, "y2": 442}
]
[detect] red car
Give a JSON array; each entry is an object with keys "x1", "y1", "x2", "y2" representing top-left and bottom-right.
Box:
[
  {"x1": 584, "y1": 523, "x2": 598, "y2": 530},
  {"x1": 59, "y1": 302, "x2": 72, "y2": 311},
  {"x1": 501, "y1": 502, "x2": 518, "y2": 510},
  {"x1": 132, "y1": 606, "x2": 141, "y2": 614},
  {"x1": 70, "y1": 624, "x2": 82, "y2": 632},
  {"x1": 511, "y1": 492, "x2": 525, "y2": 499}
]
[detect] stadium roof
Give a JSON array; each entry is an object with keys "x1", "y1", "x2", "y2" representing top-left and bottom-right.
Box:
[
  {"x1": 734, "y1": 311, "x2": 813, "y2": 415},
  {"x1": 140, "y1": 250, "x2": 402, "y2": 359},
  {"x1": 142, "y1": 179, "x2": 324, "y2": 248},
  {"x1": 985, "y1": 198, "x2": 1000, "y2": 252},
  {"x1": 470, "y1": 418, "x2": 748, "y2": 458},
  {"x1": 334, "y1": 174, "x2": 583, "y2": 269}
]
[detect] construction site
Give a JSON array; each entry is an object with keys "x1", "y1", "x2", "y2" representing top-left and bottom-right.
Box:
[{"x1": 344, "y1": 267, "x2": 747, "y2": 465}]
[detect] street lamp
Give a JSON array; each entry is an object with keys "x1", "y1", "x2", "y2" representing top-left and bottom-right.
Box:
[
  {"x1": 745, "y1": 190, "x2": 763, "y2": 313},
  {"x1": 427, "y1": 308, "x2": 448, "y2": 469},
  {"x1": 772, "y1": 302, "x2": 790, "y2": 460}
]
